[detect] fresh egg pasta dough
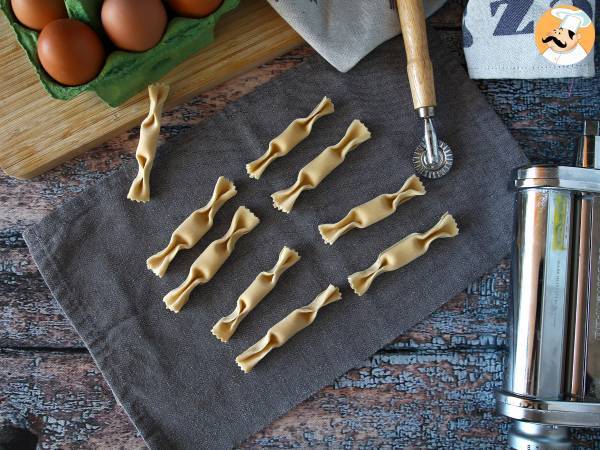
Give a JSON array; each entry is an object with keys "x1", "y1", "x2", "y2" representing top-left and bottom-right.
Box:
[
  {"x1": 235, "y1": 285, "x2": 341, "y2": 373},
  {"x1": 319, "y1": 175, "x2": 426, "y2": 244},
  {"x1": 271, "y1": 119, "x2": 371, "y2": 213},
  {"x1": 146, "y1": 177, "x2": 237, "y2": 277},
  {"x1": 211, "y1": 246, "x2": 300, "y2": 343},
  {"x1": 348, "y1": 213, "x2": 459, "y2": 296},
  {"x1": 127, "y1": 83, "x2": 170, "y2": 202},
  {"x1": 163, "y1": 207, "x2": 259, "y2": 313},
  {"x1": 246, "y1": 96, "x2": 334, "y2": 179}
]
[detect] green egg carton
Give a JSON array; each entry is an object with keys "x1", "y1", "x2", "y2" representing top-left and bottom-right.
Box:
[{"x1": 0, "y1": 0, "x2": 239, "y2": 107}]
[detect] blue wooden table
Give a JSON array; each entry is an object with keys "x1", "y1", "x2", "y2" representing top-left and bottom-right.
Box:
[{"x1": 1, "y1": 1, "x2": 599, "y2": 448}]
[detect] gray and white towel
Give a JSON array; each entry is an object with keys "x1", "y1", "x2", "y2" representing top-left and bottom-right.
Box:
[
  {"x1": 268, "y1": 0, "x2": 595, "y2": 79},
  {"x1": 463, "y1": 0, "x2": 595, "y2": 78}
]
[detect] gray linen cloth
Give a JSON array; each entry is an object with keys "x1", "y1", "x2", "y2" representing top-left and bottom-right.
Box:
[
  {"x1": 24, "y1": 31, "x2": 528, "y2": 450},
  {"x1": 267, "y1": 0, "x2": 447, "y2": 72}
]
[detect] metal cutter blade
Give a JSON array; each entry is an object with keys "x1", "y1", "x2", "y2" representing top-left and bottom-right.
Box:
[{"x1": 413, "y1": 138, "x2": 453, "y2": 179}]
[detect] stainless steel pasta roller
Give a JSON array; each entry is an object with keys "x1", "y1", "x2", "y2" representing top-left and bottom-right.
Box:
[
  {"x1": 497, "y1": 120, "x2": 600, "y2": 449},
  {"x1": 395, "y1": 0, "x2": 453, "y2": 179}
]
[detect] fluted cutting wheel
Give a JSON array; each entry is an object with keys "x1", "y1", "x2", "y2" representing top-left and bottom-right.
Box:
[{"x1": 412, "y1": 139, "x2": 453, "y2": 179}]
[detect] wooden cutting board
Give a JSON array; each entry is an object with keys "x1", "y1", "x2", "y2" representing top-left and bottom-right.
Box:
[{"x1": 0, "y1": 0, "x2": 304, "y2": 179}]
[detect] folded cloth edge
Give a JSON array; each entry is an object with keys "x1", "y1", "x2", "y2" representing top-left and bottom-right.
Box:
[{"x1": 266, "y1": 0, "x2": 447, "y2": 72}]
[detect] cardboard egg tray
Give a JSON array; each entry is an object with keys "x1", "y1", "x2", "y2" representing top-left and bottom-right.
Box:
[{"x1": 0, "y1": 0, "x2": 239, "y2": 106}]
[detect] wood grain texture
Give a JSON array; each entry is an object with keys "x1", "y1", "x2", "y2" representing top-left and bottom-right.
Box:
[
  {"x1": 396, "y1": 0, "x2": 437, "y2": 109},
  {"x1": 1, "y1": 0, "x2": 600, "y2": 447},
  {"x1": 0, "y1": 0, "x2": 304, "y2": 180}
]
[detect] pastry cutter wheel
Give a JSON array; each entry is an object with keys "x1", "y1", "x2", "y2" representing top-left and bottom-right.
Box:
[{"x1": 395, "y1": 0, "x2": 453, "y2": 179}]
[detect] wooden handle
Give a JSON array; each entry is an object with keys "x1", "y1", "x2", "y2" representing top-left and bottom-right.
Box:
[{"x1": 396, "y1": 0, "x2": 436, "y2": 110}]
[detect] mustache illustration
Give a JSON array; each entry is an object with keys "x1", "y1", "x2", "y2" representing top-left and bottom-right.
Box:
[{"x1": 542, "y1": 35, "x2": 567, "y2": 48}]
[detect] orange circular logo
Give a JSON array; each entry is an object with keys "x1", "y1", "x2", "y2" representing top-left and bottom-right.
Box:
[{"x1": 534, "y1": 5, "x2": 595, "y2": 66}]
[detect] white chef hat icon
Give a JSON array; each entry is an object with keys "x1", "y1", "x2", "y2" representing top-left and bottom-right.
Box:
[{"x1": 551, "y1": 7, "x2": 592, "y2": 33}]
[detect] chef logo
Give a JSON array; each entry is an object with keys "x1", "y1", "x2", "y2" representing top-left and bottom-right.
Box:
[{"x1": 535, "y1": 5, "x2": 594, "y2": 66}]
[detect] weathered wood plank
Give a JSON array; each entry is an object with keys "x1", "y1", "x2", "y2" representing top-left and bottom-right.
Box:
[
  {"x1": 476, "y1": 75, "x2": 600, "y2": 166},
  {"x1": 248, "y1": 350, "x2": 600, "y2": 449},
  {"x1": 0, "y1": 349, "x2": 145, "y2": 449},
  {"x1": 2, "y1": 349, "x2": 599, "y2": 449}
]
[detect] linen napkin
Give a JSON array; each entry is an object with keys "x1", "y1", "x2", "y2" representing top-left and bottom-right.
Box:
[
  {"x1": 24, "y1": 31, "x2": 528, "y2": 449},
  {"x1": 266, "y1": 0, "x2": 447, "y2": 72}
]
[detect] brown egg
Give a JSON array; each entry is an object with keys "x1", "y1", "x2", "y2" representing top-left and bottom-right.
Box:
[
  {"x1": 11, "y1": 0, "x2": 67, "y2": 31},
  {"x1": 101, "y1": 0, "x2": 167, "y2": 52},
  {"x1": 37, "y1": 19, "x2": 105, "y2": 86},
  {"x1": 166, "y1": 0, "x2": 222, "y2": 18}
]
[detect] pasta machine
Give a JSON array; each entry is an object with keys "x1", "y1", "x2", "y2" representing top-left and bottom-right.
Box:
[{"x1": 497, "y1": 120, "x2": 600, "y2": 449}]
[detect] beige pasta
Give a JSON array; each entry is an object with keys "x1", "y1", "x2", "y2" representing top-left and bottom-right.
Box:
[
  {"x1": 146, "y1": 177, "x2": 237, "y2": 278},
  {"x1": 348, "y1": 213, "x2": 459, "y2": 296},
  {"x1": 271, "y1": 119, "x2": 371, "y2": 213},
  {"x1": 211, "y1": 246, "x2": 300, "y2": 343},
  {"x1": 235, "y1": 285, "x2": 341, "y2": 373},
  {"x1": 127, "y1": 83, "x2": 170, "y2": 202},
  {"x1": 246, "y1": 97, "x2": 334, "y2": 180},
  {"x1": 163, "y1": 207, "x2": 260, "y2": 313},
  {"x1": 319, "y1": 175, "x2": 426, "y2": 245}
]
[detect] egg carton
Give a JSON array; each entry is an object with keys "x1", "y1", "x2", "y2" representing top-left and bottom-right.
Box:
[{"x1": 0, "y1": 0, "x2": 240, "y2": 107}]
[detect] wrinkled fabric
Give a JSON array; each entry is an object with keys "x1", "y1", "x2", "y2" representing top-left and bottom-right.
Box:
[
  {"x1": 24, "y1": 31, "x2": 528, "y2": 450},
  {"x1": 267, "y1": 0, "x2": 447, "y2": 72}
]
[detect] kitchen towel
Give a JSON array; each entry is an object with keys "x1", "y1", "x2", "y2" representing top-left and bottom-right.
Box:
[
  {"x1": 267, "y1": 0, "x2": 595, "y2": 78},
  {"x1": 24, "y1": 31, "x2": 528, "y2": 449},
  {"x1": 266, "y1": 0, "x2": 447, "y2": 72},
  {"x1": 463, "y1": 0, "x2": 595, "y2": 79}
]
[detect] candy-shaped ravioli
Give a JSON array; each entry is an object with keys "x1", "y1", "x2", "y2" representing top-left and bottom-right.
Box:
[
  {"x1": 163, "y1": 207, "x2": 259, "y2": 313},
  {"x1": 211, "y1": 246, "x2": 300, "y2": 342},
  {"x1": 271, "y1": 120, "x2": 371, "y2": 213},
  {"x1": 127, "y1": 83, "x2": 170, "y2": 202},
  {"x1": 235, "y1": 285, "x2": 341, "y2": 373},
  {"x1": 319, "y1": 175, "x2": 426, "y2": 245},
  {"x1": 348, "y1": 213, "x2": 459, "y2": 296},
  {"x1": 147, "y1": 177, "x2": 237, "y2": 277},
  {"x1": 246, "y1": 97, "x2": 334, "y2": 180}
]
